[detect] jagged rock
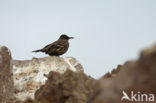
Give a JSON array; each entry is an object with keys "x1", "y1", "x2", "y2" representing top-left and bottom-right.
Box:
[
  {"x1": 12, "y1": 56, "x2": 84, "y2": 101},
  {"x1": 102, "y1": 65, "x2": 123, "y2": 79},
  {"x1": 34, "y1": 69, "x2": 96, "y2": 103},
  {"x1": 0, "y1": 46, "x2": 14, "y2": 103},
  {"x1": 88, "y1": 44, "x2": 156, "y2": 103},
  {"x1": 1, "y1": 43, "x2": 156, "y2": 103}
]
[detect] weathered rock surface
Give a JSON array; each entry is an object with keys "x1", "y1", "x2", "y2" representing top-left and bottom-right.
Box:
[
  {"x1": 1, "y1": 43, "x2": 156, "y2": 103},
  {"x1": 13, "y1": 56, "x2": 84, "y2": 101},
  {"x1": 34, "y1": 69, "x2": 95, "y2": 103},
  {"x1": 88, "y1": 45, "x2": 156, "y2": 103},
  {"x1": 0, "y1": 46, "x2": 14, "y2": 103}
]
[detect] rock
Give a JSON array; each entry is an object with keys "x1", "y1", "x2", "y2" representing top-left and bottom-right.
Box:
[
  {"x1": 34, "y1": 69, "x2": 96, "y2": 103},
  {"x1": 12, "y1": 56, "x2": 84, "y2": 101},
  {"x1": 1, "y1": 43, "x2": 156, "y2": 103},
  {"x1": 0, "y1": 46, "x2": 14, "y2": 103},
  {"x1": 88, "y1": 44, "x2": 156, "y2": 103}
]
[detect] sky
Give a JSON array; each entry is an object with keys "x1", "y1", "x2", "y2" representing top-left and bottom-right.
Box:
[{"x1": 0, "y1": 0, "x2": 156, "y2": 78}]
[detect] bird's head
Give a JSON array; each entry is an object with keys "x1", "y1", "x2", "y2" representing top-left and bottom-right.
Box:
[{"x1": 59, "y1": 34, "x2": 74, "y2": 40}]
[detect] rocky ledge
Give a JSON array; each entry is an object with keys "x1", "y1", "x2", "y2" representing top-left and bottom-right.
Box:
[
  {"x1": 13, "y1": 56, "x2": 84, "y2": 101},
  {"x1": 0, "y1": 44, "x2": 156, "y2": 103}
]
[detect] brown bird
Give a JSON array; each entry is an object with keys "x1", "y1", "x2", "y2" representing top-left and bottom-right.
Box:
[{"x1": 32, "y1": 34, "x2": 74, "y2": 56}]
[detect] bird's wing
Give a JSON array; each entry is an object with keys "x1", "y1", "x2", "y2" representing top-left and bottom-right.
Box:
[
  {"x1": 43, "y1": 43, "x2": 52, "y2": 50},
  {"x1": 42, "y1": 41, "x2": 66, "y2": 53}
]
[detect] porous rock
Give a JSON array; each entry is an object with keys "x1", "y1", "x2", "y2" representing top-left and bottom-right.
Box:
[{"x1": 34, "y1": 69, "x2": 96, "y2": 103}]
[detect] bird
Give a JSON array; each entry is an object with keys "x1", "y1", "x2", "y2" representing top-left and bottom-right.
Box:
[{"x1": 32, "y1": 34, "x2": 74, "y2": 56}]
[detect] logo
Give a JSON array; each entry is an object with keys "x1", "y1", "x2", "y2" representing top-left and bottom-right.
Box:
[{"x1": 121, "y1": 91, "x2": 154, "y2": 102}]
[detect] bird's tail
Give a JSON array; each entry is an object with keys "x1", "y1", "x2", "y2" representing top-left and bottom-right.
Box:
[{"x1": 32, "y1": 49, "x2": 42, "y2": 52}]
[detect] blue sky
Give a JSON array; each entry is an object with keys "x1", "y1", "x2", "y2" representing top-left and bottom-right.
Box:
[{"x1": 0, "y1": 0, "x2": 156, "y2": 78}]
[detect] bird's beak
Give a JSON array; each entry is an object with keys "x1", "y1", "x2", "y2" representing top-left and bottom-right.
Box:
[{"x1": 69, "y1": 37, "x2": 74, "y2": 39}]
